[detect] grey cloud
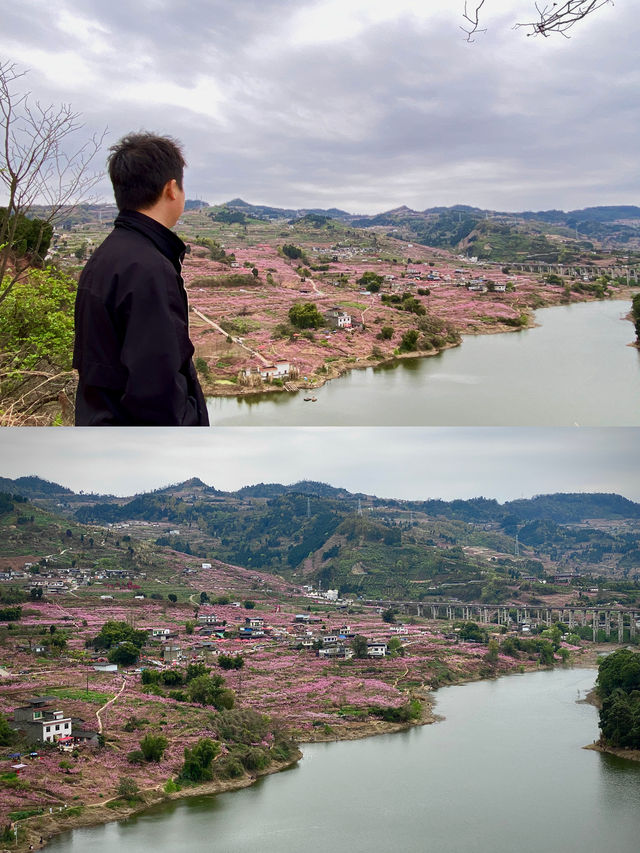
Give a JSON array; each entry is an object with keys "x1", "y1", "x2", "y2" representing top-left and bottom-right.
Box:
[
  {"x1": 2, "y1": 0, "x2": 638, "y2": 211},
  {"x1": 1, "y1": 428, "x2": 639, "y2": 504}
]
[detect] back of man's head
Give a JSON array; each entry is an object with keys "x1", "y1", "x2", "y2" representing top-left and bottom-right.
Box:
[{"x1": 107, "y1": 132, "x2": 186, "y2": 212}]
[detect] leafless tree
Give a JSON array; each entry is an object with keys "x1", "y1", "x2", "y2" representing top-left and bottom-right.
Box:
[
  {"x1": 0, "y1": 60, "x2": 106, "y2": 305},
  {"x1": 461, "y1": 0, "x2": 614, "y2": 41}
]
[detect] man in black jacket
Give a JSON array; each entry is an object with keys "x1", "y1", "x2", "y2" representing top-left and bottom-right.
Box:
[{"x1": 73, "y1": 132, "x2": 210, "y2": 425}]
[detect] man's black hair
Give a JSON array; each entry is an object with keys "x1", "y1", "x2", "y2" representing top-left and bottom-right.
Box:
[{"x1": 107, "y1": 132, "x2": 186, "y2": 211}]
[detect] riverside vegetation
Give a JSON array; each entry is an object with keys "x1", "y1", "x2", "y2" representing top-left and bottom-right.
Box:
[
  {"x1": 1, "y1": 478, "x2": 640, "y2": 847},
  {"x1": 595, "y1": 648, "x2": 640, "y2": 751},
  {"x1": 2, "y1": 200, "x2": 639, "y2": 423}
]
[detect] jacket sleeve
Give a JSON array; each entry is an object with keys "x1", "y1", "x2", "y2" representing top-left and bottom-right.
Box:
[{"x1": 116, "y1": 262, "x2": 202, "y2": 425}]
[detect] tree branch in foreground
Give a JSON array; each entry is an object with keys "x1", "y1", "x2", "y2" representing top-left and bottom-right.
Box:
[{"x1": 461, "y1": 0, "x2": 613, "y2": 41}]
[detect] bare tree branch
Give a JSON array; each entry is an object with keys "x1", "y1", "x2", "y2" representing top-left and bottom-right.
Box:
[
  {"x1": 515, "y1": 1, "x2": 614, "y2": 37},
  {"x1": 461, "y1": 0, "x2": 613, "y2": 41},
  {"x1": 0, "y1": 60, "x2": 106, "y2": 304},
  {"x1": 461, "y1": 0, "x2": 488, "y2": 42}
]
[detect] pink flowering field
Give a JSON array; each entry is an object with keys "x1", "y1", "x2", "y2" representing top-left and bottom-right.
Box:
[
  {"x1": 180, "y1": 237, "x2": 605, "y2": 392},
  {"x1": 1, "y1": 577, "x2": 588, "y2": 832}
]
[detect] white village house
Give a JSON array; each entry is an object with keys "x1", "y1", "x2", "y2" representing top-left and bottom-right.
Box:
[
  {"x1": 12, "y1": 697, "x2": 72, "y2": 744},
  {"x1": 324, "y1": 307, "x2": 352, "y2": 329}
]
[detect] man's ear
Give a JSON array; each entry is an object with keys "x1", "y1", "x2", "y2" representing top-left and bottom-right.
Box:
[{"x1": 165, "y1": 179, "x2": 180, "y2": 201}]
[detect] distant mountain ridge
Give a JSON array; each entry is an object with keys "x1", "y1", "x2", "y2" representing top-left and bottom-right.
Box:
[
  {"x1": 222, "y1": 198, "x2": 640, "y2": 227},
  {"x1": 217, "y1": 199, "x2": 640, "y2": 257},
  {"x1": 2, "y1": 478, "x2": 638, "y2": 600},
  {"x1": 0, "y1": 475, "x2": 73, "y2": 498},
  {"x1": 2, "y1": 476, "x2": 639, "y2": 522}
]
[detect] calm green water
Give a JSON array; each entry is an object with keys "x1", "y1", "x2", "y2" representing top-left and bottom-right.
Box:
[
  {"x1": 207, "y1": 300, "x2": 640, "y2": 425},
  {"x1": 49, "y1": 668, "x2": 640, "y2": 853}
]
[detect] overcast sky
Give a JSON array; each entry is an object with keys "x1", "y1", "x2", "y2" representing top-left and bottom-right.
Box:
[
  {"x1": 1, "y1": 0, "x2": 633, "y2": 213},
  {"x1": 1, "y1": 427, "x2": 638, "y2": 504}
]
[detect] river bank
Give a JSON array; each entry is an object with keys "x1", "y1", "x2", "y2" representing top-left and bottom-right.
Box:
[
  {"x1": 206, "y1": 296, "x2": 640, "y2": 425},
  {"x1": 9, "y1": 657, "x2": 593, "y2": 851},
  {"x1": 11, "y1": 751, "x2": 303, "y2": 853},
  {"x1": 32, "y1": 664, "x2": 623, "y2": 853},
  {"x1": 584, "y1": 742, "x2": 640, "y2": 763},
  {"x1": 581, "y1": 674, "x2": 640, "y2": 765},
  {"x1": 199, "y1": 289, "x2": 636, "y2": 401},
  {"x1": 13, "y1": 702, "x2": 442, "y2": 850},
  {"x1": 202, "y1": 338, "x2": 464, "y2": 398}
]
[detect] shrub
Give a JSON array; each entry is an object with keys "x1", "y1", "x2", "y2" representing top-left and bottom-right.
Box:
[
  {"x1": 179, "y1": 738, "x2": 220, "y2": 783},
  {"x1": 398, "y1": 329, "x2": 419, "y2": 352},
  {"x1": 271, "y1": 742, "x2": 293, "y2": 762},
  {"x1": 282, "y1": 243, "x2": 304, "y2": 260},
  {"x1": 288, "y1": 302, "x2": 324, "y2": 329},
  {"x1": 140, "y1": 733, "x2": 168, "y2": 762},
  {"x1": 218, "y1": 653, "x2": 244, "y2": 671},
  {"x1": 187, "y1": 673, "x2": 234, "y2": 709},
  {"x1": 116, "y1": 776, "x2": 140, "y2": 801},
  {"x1": 0, "y1": 267, "x2": 74, "y2": 375},
  {"x1": 217, "y1": 756, "x2": 244, "y2": 778},
  {"x1": 236, "y1": 745, "x2": 270, "y2": 772},
  {"x1": 123, "y1": 715, "x2": 150, "y2": 731}
]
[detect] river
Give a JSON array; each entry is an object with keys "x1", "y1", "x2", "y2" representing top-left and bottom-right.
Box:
[
  {"x1": 48, "y1": 668, "x2": 640, "y2": 853},
  {"x1": 207, "y1": 300, "x2": 640, "y2": 425}
]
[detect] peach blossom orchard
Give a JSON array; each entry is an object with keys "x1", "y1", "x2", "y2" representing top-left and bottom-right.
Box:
[
  {"x1": 0, "y1": 560, "x2": 585, "y2": 833},
  {"x1": 181, "y1": 237, "x2": 600, "y2": 393}
]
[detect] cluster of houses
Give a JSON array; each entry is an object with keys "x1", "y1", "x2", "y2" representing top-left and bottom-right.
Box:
[
  {"x1": 133, "y1": 609, "x2": 392, "y2": 667},
  {"x1": 291, "y1": 615, "x2": 389, "y2": 659},
  {"x1": 0, "y1": 560, "x2": 148, "y2": 597}
]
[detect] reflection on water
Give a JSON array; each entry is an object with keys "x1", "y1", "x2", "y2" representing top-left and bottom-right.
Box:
[{"x1": 49, "y1": 669, "x2": 640, "y2": 853}]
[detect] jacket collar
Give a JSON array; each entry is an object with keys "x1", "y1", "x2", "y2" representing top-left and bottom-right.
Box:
[{"x1": 115, "y1": 209, "x2": 186, "y2": 273}]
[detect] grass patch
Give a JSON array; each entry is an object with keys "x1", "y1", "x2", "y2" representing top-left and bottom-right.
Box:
[
  {"x1": 191, "y1": 274, "x2": 261, "y2": 288},
  {"x1": 9, "y1": 807, "x2": 44, "y2": 821},
  {"x1": 48, "y1": 687, "x2": 112, "y2": 703},
  {"x1": 338, "y1": 301, "x2": 367, "y2": 310}
]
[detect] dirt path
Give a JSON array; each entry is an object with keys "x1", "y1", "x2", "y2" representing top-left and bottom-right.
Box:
[
  {"x1": 393, "y1": 665, "x2": 410, "y2": 688},
  {"x1": 51, "y1": 600, "x2": 82, "y2": 628},
  {"x1": 95, "y1": 676, "x2": 127, "y2": 734},
  {"x1": 191, "y1": 306, "x2": 271, "y2": 365}
]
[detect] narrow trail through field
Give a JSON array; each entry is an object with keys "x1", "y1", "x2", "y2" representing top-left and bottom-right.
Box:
[
  {"x1": 308, "y1": 277, "x2": 324, "y2": 296},
  {"x1": 191, "y1": 306, "x2": 271, "y2": 365},
  {"x1": 393, "y1": 666, "x2": 410, "y2": 688},
  {"x1": 96, "y1": 676, "x2": 127, "y2": 734},
  {"x1": 51, "y1": 600, "x2": 82, "y2": 628}
]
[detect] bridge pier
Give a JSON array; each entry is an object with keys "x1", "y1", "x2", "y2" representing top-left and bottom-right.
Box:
[{"x1": 618, "y1": 612, "x2": 624, "y2": 644}]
